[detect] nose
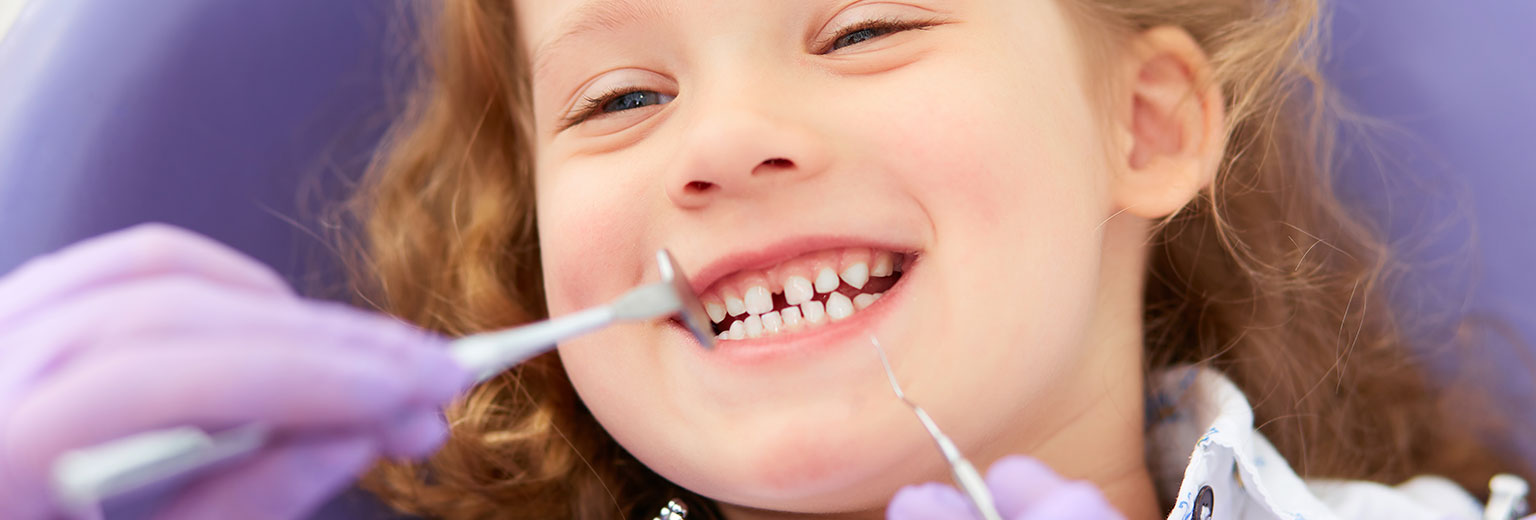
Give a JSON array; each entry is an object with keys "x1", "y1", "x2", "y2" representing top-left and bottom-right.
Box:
[{"x1": 666, "y1": 106, "x2": 831, "y2": 209}]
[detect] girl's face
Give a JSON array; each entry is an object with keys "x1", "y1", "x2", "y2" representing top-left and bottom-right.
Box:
[{"x1": 525, "y1": 0, "x2": 1151, "y2": 514}]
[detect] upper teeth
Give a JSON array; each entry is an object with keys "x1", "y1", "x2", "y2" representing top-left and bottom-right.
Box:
[
  {"x1": 784, "y1": 276, "x2": 814, "y2": 305},
  {"x1": 705, "y1": 302, "x2": 726, "y2": 323},
  {"x1": 701, "y1": 249, "x2": 904, "y2": 341},
  {"x1": 814, "y1": 268, "x2": 839, "y2": 293},
  {"x1": 871, "y1": 254, "x2": 895, "y2": 277},
  {"x1": 724, "y1": 292, "x2": 747, "y2": 317},
  {"x1": 840, "y1": 263, "x2": 869, "y2": 290},
  {"x1": 744, "y1": 286, "x2": 773, "y2": 315}
]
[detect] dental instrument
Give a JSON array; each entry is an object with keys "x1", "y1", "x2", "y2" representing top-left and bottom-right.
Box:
[
  {"x1": 451, "y1": 249, "x2": 716, "y2": 380},
  {"x1": 50, "y1": 249, "x2": 714, "y2": 516},
  {"x1": 871, "y1": 336, "x2": 1004, "y2": 520}
]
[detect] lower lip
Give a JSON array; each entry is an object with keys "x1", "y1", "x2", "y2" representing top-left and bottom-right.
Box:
[{"x1": 670, "y1": 263, "x2": 917, "y2": 366}]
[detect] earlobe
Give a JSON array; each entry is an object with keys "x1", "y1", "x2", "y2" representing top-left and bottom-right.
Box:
[{"x1": 1109, "y1": 26, "x2": 1226, "y2": 220}]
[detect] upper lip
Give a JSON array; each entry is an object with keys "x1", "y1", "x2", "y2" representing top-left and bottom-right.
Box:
[{"x1": 682, "y1": 234, "x2": 917, "y2": 297}]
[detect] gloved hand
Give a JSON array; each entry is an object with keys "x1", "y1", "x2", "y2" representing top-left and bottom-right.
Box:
[
  {"x1": 887, "y1": 456, "x2": 1127, "y2": 520},
  {"x1": 0, "y1": 224, "x2": 471, "y2": 520}
]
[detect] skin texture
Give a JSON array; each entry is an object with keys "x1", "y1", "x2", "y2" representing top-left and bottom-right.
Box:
[{"x1": 519, "y1": 0, "x2": 1224, "y2": 518}]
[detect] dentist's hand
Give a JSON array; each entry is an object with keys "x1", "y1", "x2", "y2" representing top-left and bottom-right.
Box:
[
  {"x1": 887, "y1": 456, "x2": 1126, "y2": 520},
  {"x1": 0, "y1": 224, "x2": 471, "y2": 520}
]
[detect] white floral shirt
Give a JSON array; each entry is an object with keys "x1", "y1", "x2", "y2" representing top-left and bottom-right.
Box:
[{"x1": 1147, "y1": 367, "x2": 1498, "y2": 520}]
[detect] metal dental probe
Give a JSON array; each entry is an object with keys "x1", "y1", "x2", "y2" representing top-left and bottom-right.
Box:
[
  {"x1": 451, "y1": 249, "x2": 716, "y2": 380},
  {"x1": 52, "y1": 249, "x2": 716, "y2": 515},
  {"x1": 871, "y1": 335, "x2": 1004, "y2": 520}
]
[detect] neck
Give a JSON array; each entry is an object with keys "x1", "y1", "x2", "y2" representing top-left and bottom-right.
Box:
[
  {"x1": 1008, "y1": 356, "x2": 1161, "y2": 520},
  {"x1": 965, "y1": 299, "x2": 1160, "y2": 519},
  {"x1": 1031, "y1": 213, "x2": 1159, "y2": 520}
]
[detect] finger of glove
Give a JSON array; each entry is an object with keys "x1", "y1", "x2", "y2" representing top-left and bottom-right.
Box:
[
  {"x1": 0, "y1": 276, "x2": 466, "y2": 390},
  {"x1": 0, "y1": 223, "x2": 293, "y2": 324},
  {"x1": 377, "y1": 407, "x2": 451, "y2": 459},
  {"x1": 986, "y1": 456, "x2": 1068, "y2": 518},
  {"x1": 6, "y1": 341, "x2": 458, "y2": 483},
  {"x1": 887, "y1": 483, "x2": 976, "y2": 520},
  {"x1": 151, "y1": 434, "x2": 378, "y2": 520},
  {"x1": 4, "y1": 274, "x2": 405, "y2": 353},
  {"x1": 1012, "y1": 481, "x2": 1125, "y2": 520}
]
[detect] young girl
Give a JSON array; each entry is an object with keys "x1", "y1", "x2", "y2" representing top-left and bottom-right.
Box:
[
  {"x1": 344, "y1": 0, "x2": 1530, "y2": 518},
  {"x1": 0, "y1": 0, "x2": 1528, "y2": 519}
]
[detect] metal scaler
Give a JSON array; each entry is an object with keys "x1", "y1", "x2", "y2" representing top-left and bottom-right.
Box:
[{"x1": 871, "y1": 335, "x2": 1004, "y2": 520}]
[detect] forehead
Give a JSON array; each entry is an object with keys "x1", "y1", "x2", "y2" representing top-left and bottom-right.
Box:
[{"x1": 519, "y1": 0, "x2": 680, "y2": 73}]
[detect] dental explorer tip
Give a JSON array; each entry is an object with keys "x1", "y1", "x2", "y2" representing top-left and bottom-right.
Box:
[{"x1": 871, "y1": 336, "x2": 910, "y2": 403}]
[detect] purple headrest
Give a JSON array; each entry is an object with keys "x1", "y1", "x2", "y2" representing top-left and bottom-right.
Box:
[
  {"x1": 0, "y1": 0, "x2": 416, "y2": 299},
  {"x1": 1326, "y1": 0, "x2": 1536, "y2": 465}
]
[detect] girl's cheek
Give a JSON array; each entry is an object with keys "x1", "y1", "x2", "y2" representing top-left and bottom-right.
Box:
[
  {"x1": 536, "y1": 169, "x2": 650, "y2": 314},
  {"x1": 889, "y1": 110, "x2": 1012, "y2": 225},
  {"x1": 871, "y1": 75, "x2": 1086, "y2": 232}
]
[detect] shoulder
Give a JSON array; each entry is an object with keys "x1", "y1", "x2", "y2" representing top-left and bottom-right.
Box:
[{"x1": 1146, "y1": 367, "x2": 1487, "y2": 520}]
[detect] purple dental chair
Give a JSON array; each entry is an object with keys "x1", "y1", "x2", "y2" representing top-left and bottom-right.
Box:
[
  {"x1": 0, "y1": 0, "x2": 417, "y2": 299},
  {"x1": 0, "y1": 0, "x2": 417, "y2": 517},
  {"x1": 0, "y1": 0, "x2": 1531, "y2": 517},
  {"x1": 1323, "y1": 0, "x2": 1536, "y2": 467}
]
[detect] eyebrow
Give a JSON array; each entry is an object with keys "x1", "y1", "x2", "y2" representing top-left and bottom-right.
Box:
[{"x1": 533, "y1": 0, "x2": 672, "y2": 75}]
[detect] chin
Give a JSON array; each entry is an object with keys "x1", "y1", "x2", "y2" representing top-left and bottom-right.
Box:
[{"x1": 648, "y1": 407, "x2": 946, "y2": 513}]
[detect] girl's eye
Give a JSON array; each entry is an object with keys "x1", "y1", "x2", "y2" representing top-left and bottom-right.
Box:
[
  {"x1": 821, "y1": 18, "x2": 937, "y2": 54},
  {"x1": 601, "y1": 90, "x2": 672, "y2": 113},
  {"x1": 833, "y1": 25, "x2": 897, "y2": 51},
  {"x1": 562, "y1": 88, "x2": 675, "y2": 129}
]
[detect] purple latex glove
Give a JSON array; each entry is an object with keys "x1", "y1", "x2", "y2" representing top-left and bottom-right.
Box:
[
  {"x1": 0, "y1": 224, "x2": 471, "y2": 520},
  {"x1": 888, "y1": 456, "x2": 1127, "y2": 520}
]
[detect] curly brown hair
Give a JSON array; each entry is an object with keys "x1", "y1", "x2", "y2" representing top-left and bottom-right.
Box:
[{"x1": 341, "y1": 0, "x2": 1528, "y2": 518}]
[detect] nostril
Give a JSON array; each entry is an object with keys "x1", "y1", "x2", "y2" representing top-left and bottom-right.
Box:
[
  {"x1": 685, "y1": 181, "x2": 715, "y2": 192},
  {"x1": 761, "y1": 158, "x2": 793, "y2": 169}
]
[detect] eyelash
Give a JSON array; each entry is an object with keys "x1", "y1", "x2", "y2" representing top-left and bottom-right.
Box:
[
  {"x1": 562, "y1": 86, "x2": 648, "y2": 129},
  {"x1": 560, "y1": 17, "x2": 940, "y2": 129},
  {"x1": 814, "y1": 17, "x2": 940, "y2": 55}
]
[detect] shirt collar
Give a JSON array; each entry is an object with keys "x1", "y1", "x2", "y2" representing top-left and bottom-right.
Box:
[{"x1": 1146, "y1": 366, "x2": 1342, "y2": 520}]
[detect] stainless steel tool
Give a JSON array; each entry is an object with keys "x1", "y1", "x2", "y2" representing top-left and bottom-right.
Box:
[
  {"x1": 872, "y1": 335, "x2": 1004, "y2": 520},
  {"x1": 51, "y1": 249, "x2": 714, "y2": 515}
]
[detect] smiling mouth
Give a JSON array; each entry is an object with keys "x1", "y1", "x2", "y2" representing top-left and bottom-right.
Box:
[{"x1": 697, "y1": 247, "x2": 910, "y2": 341}]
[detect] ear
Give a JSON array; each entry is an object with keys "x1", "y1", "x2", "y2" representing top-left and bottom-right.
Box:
[{"x1": 1109, "y1": 26, "x2": 1226, "y2": 220}]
